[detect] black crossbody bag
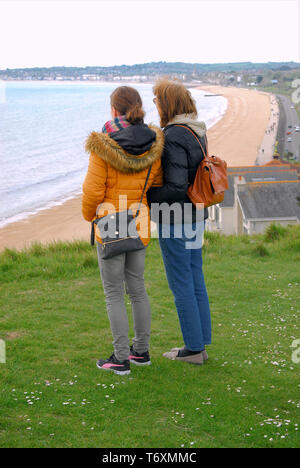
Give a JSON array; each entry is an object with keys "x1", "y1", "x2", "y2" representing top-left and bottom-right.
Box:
[{"x1": 91, "y1": 165, "x2": 152, "y2": 259}]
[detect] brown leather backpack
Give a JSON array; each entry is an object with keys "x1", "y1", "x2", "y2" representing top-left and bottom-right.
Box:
[{"x1": 175, "y1": 125, "x2": 228, "y2": 208}]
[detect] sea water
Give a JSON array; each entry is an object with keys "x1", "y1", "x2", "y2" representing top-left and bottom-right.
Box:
[{"x1": 0, "y1": 81, "x2": 227, "y2": 227}]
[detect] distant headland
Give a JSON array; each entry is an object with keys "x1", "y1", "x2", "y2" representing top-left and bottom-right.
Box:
[{"x1": 1, "y1": 61, "x2": 299, "y2": 85}]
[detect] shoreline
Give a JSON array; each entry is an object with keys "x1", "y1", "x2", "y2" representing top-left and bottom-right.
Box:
[
  {"x1": 0, "y1": 86, "x2": 226, "y2": 231},
  {"x1": 197, "y1": 85, "x2": 272, "y2": 166},
  {"x1": 0, "y1": 85, "x2": 273, "y2": 252}
]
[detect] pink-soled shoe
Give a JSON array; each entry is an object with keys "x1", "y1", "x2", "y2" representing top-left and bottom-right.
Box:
[{"x1": 96, "y1": 353, "x2": 130, "y2": 375}]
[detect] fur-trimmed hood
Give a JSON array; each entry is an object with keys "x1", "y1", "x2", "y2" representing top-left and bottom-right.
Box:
[{"x1": 85, "y1": 124, "x2": 164, "y2": 174}]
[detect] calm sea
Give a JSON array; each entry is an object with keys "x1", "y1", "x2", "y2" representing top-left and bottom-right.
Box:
[{"x1": 0, "y1": 82, "x2": 227, "y2": 227}]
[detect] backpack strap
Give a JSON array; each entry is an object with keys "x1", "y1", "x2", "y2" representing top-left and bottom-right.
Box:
[{"x1": 174, "y1": 124, "x2": 208, "y2": 159}]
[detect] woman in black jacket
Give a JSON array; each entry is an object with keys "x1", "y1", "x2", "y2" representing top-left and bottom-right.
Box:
[{"x1": 148, "y1": 79, "x2": 211, "y2": 365}]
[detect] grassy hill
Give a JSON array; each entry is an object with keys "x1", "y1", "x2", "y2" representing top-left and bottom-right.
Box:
[{"x1": 0, "y1": 224, "x2": 299, "y2": 448}]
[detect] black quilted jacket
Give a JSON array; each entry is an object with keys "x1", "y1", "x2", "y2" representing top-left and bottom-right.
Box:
[{"x1": 147, "y1": 124, "x2": 208, "y2": 224}]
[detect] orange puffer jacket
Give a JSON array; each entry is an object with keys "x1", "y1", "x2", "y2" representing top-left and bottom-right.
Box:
[{"x1": 82, "y1": 124, "x2": 164, "y2": 246}]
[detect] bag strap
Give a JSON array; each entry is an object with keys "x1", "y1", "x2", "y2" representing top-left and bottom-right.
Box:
[
  {"x1": 135, "y1": 164, "x2": 152, "y2": 218},
  {"x1": 91, "y1": 164, "x2": 152, "y2": 246},
  {"x1": 174, "y1": 124, "x2": 208, "y2": 159},
  {"x1": 91, "y1": 219, "x2": 96, "y2": 246}
]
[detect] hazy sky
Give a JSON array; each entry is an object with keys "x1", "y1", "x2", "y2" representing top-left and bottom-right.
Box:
[{"x1": 0, "y1": 0, "x2": 299, "y2": 69}]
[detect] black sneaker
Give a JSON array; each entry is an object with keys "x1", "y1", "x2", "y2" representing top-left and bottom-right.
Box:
[
  {"x1": 129, "y1": 345, "x2": 151, "y2": 366},
  {"x1": 96, "y1": 353, "x2": 131, "y2": 375}
]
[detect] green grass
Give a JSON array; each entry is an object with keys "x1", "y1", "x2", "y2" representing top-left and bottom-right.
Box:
[{"x1": 0, "y1": 225, "x2": 299, "y2": 448}]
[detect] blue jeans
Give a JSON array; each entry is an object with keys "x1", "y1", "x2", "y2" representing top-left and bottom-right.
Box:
[{"x1": 158, "y1": 222, "x2": 211, "y2": 351}]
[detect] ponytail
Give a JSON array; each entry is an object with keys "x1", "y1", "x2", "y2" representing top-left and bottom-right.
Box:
[
  {"x1": 126, "y1": 103, "x2": 145, "y2": 124},
  {"x1": 111, "y1": 86, "x2": 145, "y2": 125}
]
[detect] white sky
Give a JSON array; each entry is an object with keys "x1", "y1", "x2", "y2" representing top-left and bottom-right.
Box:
[{"x1": 0, "y1": 0, "x2": 299, "y2": 69}]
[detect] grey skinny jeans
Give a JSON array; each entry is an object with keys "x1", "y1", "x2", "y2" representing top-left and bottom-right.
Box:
[{"x1": 97, "y1": 244, "x2": 151, "y2": 362}]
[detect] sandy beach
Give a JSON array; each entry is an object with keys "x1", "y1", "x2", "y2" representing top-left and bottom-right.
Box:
[
  {"x1": 199, "y1": 85, "x2": 272, "y2": 165},
  {"x1": 0, "y1": 85, "x2": 273, "y2": 252}
]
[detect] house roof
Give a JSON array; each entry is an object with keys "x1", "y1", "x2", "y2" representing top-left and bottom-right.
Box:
[
  {"x1": 265, "y1": 160, "x2": 293, "y2": 167},
  {"x1": 237, "y1": 181, "x2": 300, "y2": 220},
  {"x1": 243, "y1": 170, "x2": 298, "y2": 183},
  {"x1": 227, "y1": 165, "x2": 292, "y2": 172},
  {"x1": 221, "y1": 170, "x2": 299, "y2": 208},
  {"x1": 263, "y1": 160, "x2": 300, "y2": 174}
]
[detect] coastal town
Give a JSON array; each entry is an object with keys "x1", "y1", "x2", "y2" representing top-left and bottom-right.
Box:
[
  {"x1": 206, "y1": 89, "x2": 300, "y2": 236},
  {"x1": 0, "y1": 61, "x2": 299, "y2": 88},
  {"x1": 0, "y1": 61, "x2": 299, "y2": 247}
]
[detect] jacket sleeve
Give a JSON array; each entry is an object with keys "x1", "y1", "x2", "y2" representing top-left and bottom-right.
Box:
[
  {"x1": 147, "y1": 132, "x2": 189, "y2": 204},
  {"x1": 150, "y1": 159, "x2": 163, "y2": 188},
  {"x1": 82, "y1": 152, "x2": 107, "y2": 222}
]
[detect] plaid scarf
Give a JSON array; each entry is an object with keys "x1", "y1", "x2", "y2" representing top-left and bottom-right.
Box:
[{"x1": 102, "y1": 115, "x2": 131, "y2": 134}]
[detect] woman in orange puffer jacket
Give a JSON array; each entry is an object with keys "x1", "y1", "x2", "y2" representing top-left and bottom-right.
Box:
[{"x1": 82, "y1": 86, "x2": 163, "y2": 375}]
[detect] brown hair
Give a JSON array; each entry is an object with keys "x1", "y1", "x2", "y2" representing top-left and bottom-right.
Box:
[
  {"x1": 153, "y1": 78, "x2": 197, "y2": 128},
  {"x1": 110, "y1": 86, "x2": 145, "y2": 124}
]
